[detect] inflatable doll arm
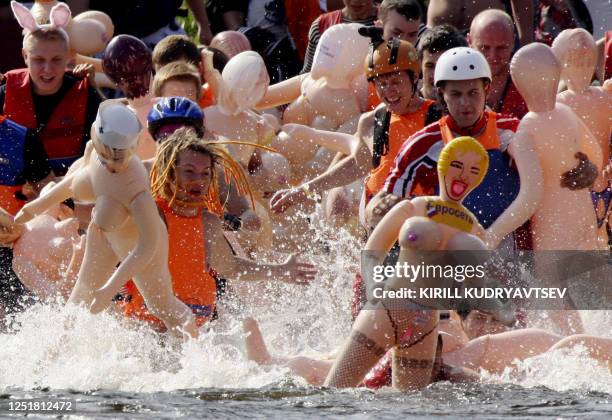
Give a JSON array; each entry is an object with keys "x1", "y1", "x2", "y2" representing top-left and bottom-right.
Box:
[
  {"x1": 15, "y1": 173, "x2": 76, "y2": 224},
  {"x1": 270, "y1": 128, "x2": 369, "y2": 214},
  {"x1": 75, "y1": 55, "x2": 104, "y2": 73},
  {"x1": 201, "y1": 49, "x2": 226, "y2": 101},
  {"x1": 0, "y1": 207, "x2": 23, "y2": 246},
  {"x1": 255, "y1": 74, "x2": 305, "y2": 110},
  {"x1": 281, "y1": 124, "x2": 358, "y2": 155},
  {"x1": 97, "y1": 191, "x2": 159, "y2": 294},
  {"x1": 361, "y1": 200, "x2": 415, "y2": 295},
  {"x1": 94, "y1": 72, "x2": 115, "y2": 90},
  {"x1": 63, "y1": 235, "x2": 85, "y2": 292},
  {"x1": 485, "y1": 130, "x2": 543, "y2": 248},
  {"x1": 577, "y1": 118, "x2": 603, "y2": 173}
]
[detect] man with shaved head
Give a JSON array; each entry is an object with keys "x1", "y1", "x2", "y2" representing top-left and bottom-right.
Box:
[{"x1": 468, "y1": 9, "x2": 528, "y2": 119}]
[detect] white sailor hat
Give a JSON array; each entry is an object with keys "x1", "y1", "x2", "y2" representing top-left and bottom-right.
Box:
[{"x1": 92, "y1": 101, "x2": 142, "y2": 150}]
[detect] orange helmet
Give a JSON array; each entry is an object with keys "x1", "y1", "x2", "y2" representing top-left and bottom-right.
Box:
[{"x1": 365, "y1": 37, "x2": 420, "y2": 81}]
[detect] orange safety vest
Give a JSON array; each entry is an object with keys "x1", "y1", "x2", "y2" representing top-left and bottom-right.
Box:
[
  {"x1": 3, "y1": 69, "x2": 88, "y2": 175},
  {"x1": 121, "y1": 198, "x2": 217, "y2": 328},
  {"x1": 365, "y1": 100, "x2": 434, "y2": 201}
]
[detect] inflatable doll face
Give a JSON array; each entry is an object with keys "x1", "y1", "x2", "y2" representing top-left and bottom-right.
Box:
[
  {"x1": 103, "y1": 35, "x2": 153, "y2": 99},
  {"x1": 93, "y1": 137, "x2": 132, "y2": 173},
  {"x1": 438, "y1": 137, "x2": 488, "y2": 202},
  {"x1": 442, "y1": 150, "x2": 484, "y2": 201},
  {"x1": 174, "y1": 149, "x2": 213, "y2": 204},
  {"x1": 551, "y1": 29, "x2": 597, "y2": 92}
]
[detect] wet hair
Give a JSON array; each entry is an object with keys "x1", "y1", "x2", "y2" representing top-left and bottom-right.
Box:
[
  {"x1": 152, "y1": 35, "x2": 201, "y2": 68},
  {"x1": 23, "y1": 26, "x2": 69, "y2": 52},
  {"x1": 417, "y1": 24, "x2": 468, "y2": 61},
  {"x1": 150, "y1": 127, "x2": 254, "y2": 214},
  {"x1": 152, "y1": 62, "x2": 202, "y2": 101},
  {"x1": 378, "y1": 0, "x2": 422, "y2": 23}
]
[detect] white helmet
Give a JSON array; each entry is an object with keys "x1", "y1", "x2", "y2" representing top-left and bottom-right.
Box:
[
  {"x1": 434, "y1": 47, "x2": 491, "y2": 86},
  {"x1": 92, "y1": 101, "x2": 142, "y2": 150}
]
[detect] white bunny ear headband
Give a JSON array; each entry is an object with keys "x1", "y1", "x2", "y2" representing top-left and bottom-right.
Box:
[{"x1": 11, "y1": 0, "x2": 70, "y2": 39}]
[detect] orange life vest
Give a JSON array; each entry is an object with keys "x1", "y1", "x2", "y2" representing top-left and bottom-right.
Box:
[
  {"x1": 3, "y1": 69, "x2": 88, "y2": 175},
  {"x1": 121, "y1": 198, "x2": 217, "y2": 328},
  {"x1": 365, "y1": 100, "x2": 434, "y2": 202}
]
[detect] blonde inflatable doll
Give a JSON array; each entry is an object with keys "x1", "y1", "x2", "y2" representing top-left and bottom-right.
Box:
[{"x1": 325, "y1": 136, "x2": 502, "y2": 391}]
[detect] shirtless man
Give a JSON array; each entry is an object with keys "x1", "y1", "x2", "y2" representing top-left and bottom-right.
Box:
[
  {"x1": 468, "y1": 9, "x2": 528, "y2": 119},
  {"x1": 427, "y1": 0, "x2": 533, "y2": 46}
]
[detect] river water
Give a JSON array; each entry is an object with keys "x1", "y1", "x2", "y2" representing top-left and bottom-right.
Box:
[{"x1": 1, "y1": 227, "x2": 610, "y2": 418}]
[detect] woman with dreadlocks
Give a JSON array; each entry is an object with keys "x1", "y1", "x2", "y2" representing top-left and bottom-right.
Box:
[{"x1": 120, "y1": 127, "x2": 317, "y2": 330}]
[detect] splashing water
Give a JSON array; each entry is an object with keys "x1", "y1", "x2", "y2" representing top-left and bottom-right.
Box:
[{"x1": 0, "y1": 221, "x2": 610, "y2": 398}]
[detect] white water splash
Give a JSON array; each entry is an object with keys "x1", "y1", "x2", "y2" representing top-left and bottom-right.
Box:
[
  {"x1": 483, "y1": 344, "x2": 612, "y2": 394},
  {"x1": 0, "y1": 221, "x2": 609, "y2": 394}
]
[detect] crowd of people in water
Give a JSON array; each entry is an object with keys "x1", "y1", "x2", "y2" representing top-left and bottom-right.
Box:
[{"x1": 0, "y1": 0, "x2": 610, "y2": 391}]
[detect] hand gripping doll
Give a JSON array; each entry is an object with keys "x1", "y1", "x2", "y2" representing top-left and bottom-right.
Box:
[
  {"x1": 486, "y1": 43, "x2": 604, "y2": 334},
  {"x1": 552, "y1": 29, "x2": 612, "y2": 246},
  {"x1": 487, "y1": 42, "x2": 602, "y2": 251}
]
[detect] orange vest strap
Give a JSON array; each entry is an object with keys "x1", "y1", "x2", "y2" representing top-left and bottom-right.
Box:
[{"x1": 439, "y1": 111, "x2": 500, "y2": 150}]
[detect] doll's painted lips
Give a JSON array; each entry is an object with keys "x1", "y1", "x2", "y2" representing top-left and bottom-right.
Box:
[{"x1": 451, "y1": 180, "x2": 468, "y2": 197}]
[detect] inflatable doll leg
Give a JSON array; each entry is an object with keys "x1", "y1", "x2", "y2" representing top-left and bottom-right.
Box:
[
  {"x1": 68, "y1": 223, "x2": 119, "y2": 311},
  {"x1": 549, "y1": 335, "x2": 612, "y2": 368},
  {"x1": 132, "y1": 259, "x2": 198, "y2": 338}
]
